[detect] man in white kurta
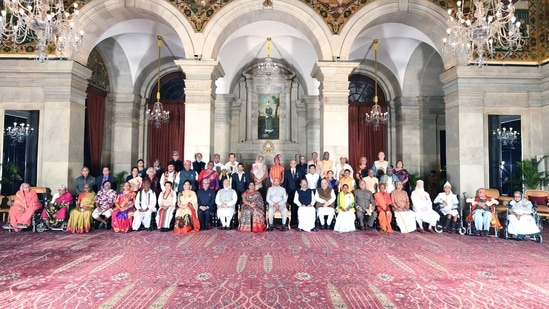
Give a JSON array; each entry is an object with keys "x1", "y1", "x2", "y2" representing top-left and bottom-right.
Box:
[
  {"x1": 295, "y1": 179, "x2": 317, "y2": 232},
  {"x1": 411, "y1": 180, "x2": 439, "y2": 233},
  {"x1": 315, "y1": 179, "x2": 336, "y2": 230},
  {"x1": 507, "y1": 191, "x2": 540, "y2": 239},
  {"x1": 433, "y1": 181, "x2": 459, "y2": 233},
  {"x1": 215, "y1": 179, "x2": 237, "y2": 229},
  {"x1": 132, "y1": 181, "x2": 157, "y2": 231}
]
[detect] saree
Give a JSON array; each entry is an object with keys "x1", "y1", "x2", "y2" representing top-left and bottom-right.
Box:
[
  {"x1": 9, "y1": 187, "x2": 42, "y2": 231},
  {"x1": 41, "y1": 192, "x2": 73, "y2": 227},
  {"x1": 174, "y1": 191, "x2": 200, "y2": 234},
  {"x1": 334, "y1": 192, "x2": 356, "y2": 233},
  {"x1": 239, "y1": 190, "x2": 267, "y2": 232},
  {"x1": 198, "y1": 170, "x2": 219, "y2": 191},
  {"x1": 67, "y1": 191, "x2": 96, "y2": 233},
  {"x1": 111, "y1": 192, "x2": 134, "y2": 233}
]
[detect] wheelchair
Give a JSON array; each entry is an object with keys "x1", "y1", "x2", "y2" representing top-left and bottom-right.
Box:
[
  {"x1": 36, "y1": 202, "x2": 70, "y2": 232},
  {"x1": 464, "y1": 192, "x2": 502, "y2": 237},
  {"x1": 3, "y1": 187, "x2": 51, "y2": 233},
  {"x1": 504, "y1": 202, "x2": 543, "y2": 244},
  {"x1": 434, "y1": 202, "x2": 466, "y2": 235}
]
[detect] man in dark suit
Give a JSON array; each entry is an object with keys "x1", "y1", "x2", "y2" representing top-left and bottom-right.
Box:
[
  {"x1": 296, "y1": 155, "x2": 308, "y2": 180},
  {"x1": 192, "y1": 152, "x2": 206, "y2": 174},
  {"x1": 284, "y1": 159, "x2": 301, "y2": 228},
  {"x1": 94, "y1": 166, "x2": 117, "y2": 192},
  {"x1": 167, "y1": 151, "x2": 184, "y2": 172},
  {"x1": 231, "y1": 163, "x2": 250, "y2": 208}
]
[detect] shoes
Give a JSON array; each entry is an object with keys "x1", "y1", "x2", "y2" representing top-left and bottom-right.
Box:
[
  {"x1": 480, "y1": 231, "x2": 485, "y2": 237},
  {"x1": 98, "y1": 223, "x2": 105, "y2": 229},
  {"x1": 324, "y1": 224, "x2": 329, "y2": 230},
  {"x1": 146, "y1": 227, "x2": 152, "y2": 232},
  {"x1": 312, "y1": 227, "x2": 318, "y2": 232},
  {"x1": 281, "y1": 225, "x2": 287, "y2": 232},
  {"x1": 267, "y1": 225, "x2": 274, "y2": 232},
  {"x1": 418, "y1": 228, "x2": 425, "y2": 233},
  {"x1": 160, "y1": 227, "x2": 168, "y2": 232},
  {"x1": 319, "y1": 225, "x2": 324, "y2": 230}
]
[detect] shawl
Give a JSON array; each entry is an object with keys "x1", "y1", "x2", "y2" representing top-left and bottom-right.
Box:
[
  {"x1": 337, "y1": 192, "x2": 355, "y2": 212},
  {"x1": 78, "y1": 191, "x2": 96, "y2": 208},
  {"x1": 391, "y1": 189, "x2": 410, "y2": 211},
  {"x1": 15, "y1": 187, "x2": 42, "y2": 211},
  {"x1": 374, "y1": 192, "x2": 391, "y2": 212},
  {"x1": 465, "y1": 195, "x2": 502, "y2": 229}
]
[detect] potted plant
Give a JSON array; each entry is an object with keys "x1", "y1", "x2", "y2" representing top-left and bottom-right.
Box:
[{"x1": 514, "y1": 156, "x2": 549, "y2": 190}]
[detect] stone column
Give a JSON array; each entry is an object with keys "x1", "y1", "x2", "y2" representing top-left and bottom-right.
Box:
[
  {"x1": 441, "y1": 67, "x2": 487, "y2": 196},
  {"x1": 176, "y1": 60, "x2": 224, "y2": 161},
  {"x1": 0, "y1": 60, "x2": 91, "y2": 191},
  {"x1": 215, "y1": 93, "x2": 235, "y2": 158},
  {"x1": 302, "y1": 95, "x2": 320, "y2": 156},
  {"x1": 311, "y1": 61, "x2": 359, "y2": 157},
  {"x1": 111, "y1": 92, "x2": 142, "y2": 175},
  {"x1": 393, "y1": 96, "x2": 421, "y2": 174}
]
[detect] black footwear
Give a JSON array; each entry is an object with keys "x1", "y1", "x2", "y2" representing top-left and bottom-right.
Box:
[
  {"x1": 324, "y1": 224, "x2": 329, "y2": 230},
  {"x1": 268, "y1": 225, "x2": 274, "y2": 232},
  {"x1": 146, "y1": 227, "x2": 152, "y2": 232},
  {"x1": 281, "y1": 225, "x2": 287, "y2": 232},
  {"x1": 312, "y1": 227, "x2": 318, "y2": 232},
  {"x1": 319, "y1": 225, "x2": 324, "y2": 230}
]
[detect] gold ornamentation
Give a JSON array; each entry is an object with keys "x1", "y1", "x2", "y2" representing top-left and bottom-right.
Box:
[{"x1": 262, "y1": 140, "x2": 274, "y2": 154}]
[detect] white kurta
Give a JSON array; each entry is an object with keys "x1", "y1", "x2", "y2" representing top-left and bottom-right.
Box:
[
  {"x1": 411, "y1": 190, "x2": 440, "y2": 226},
  {"x1": 394, "y1": 210, "x2": 417, "y2": 233},
  {"x1": 433, "y1": 192, "x2": 459, "y2": 217},
  {"x1": 507, "y1": 199, "x2": 540, "y2": 236},
  {"x1": 333, "y1": 211, "x2": 356, "y2": 233}
]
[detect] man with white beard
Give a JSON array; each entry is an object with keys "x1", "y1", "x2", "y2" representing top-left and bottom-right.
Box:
[
  {"x1": 315, "y1": 178, "x2": 336, "y2": 230},
  {"x1": 411, "y1": 180, "x2": 440, "y2": 233},
  {"x1": 215, "y1": 179, "x2": 237, "y2": 229}
]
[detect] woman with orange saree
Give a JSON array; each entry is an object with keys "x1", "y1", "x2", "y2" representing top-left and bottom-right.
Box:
[
  {"x1": 8, "y1": 183, "x2": 42, "y2": 232},
  {"x1": 111, "y1": 182, "x2": 135, "y2": 233},
  {"x1": 174, "y1": 180, "x2": 200, "y2": 233},
  {"x1": 374, "y1": 183, "x2": 394, "y2": 233}
]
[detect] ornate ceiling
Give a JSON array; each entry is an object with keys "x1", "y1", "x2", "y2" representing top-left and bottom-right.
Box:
[{"x1": 0, "y1": 0, "x2": 547, "y2": 62}]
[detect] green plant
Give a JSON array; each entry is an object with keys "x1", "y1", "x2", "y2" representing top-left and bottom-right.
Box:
[
  {"x1": 115, "y1": 170, "x2": 128, "y2": 191},
  {"x1": 409, "y1": 172, "x2": 421, "y2": 190},
  {"x1": 0, "y1": 162, "x2": 22, "y2": 194},
  {"x1": 514, "y1": 156, "x2": 549, "y2": 190}
]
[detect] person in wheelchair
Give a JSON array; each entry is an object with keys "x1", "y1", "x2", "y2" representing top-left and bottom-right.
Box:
[
  {"x1": 433, "y1": 181, "x2": 459, "y2": 233},
  {"x1": 41, "y1": 185, "x2": 73, "y2": 229},
  {"x1": 507, "y1": 191, "x2": 540, "y2": 240},
  {"x1": 7, "y1": 183, "x2": 43, "y2": 232},
  {"x1": 468, "y1": 188, "x2": 499, "y2": 237}
]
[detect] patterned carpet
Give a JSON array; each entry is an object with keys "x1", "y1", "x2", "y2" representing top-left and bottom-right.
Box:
[{"x1": 1, "y1": 226, "x2": 548, "y2": 309}]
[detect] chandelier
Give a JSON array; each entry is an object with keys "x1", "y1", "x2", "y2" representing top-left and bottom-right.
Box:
[
  {"x1": 257, "y1": 37, "x2": 279, "y2": 76},
  {"x1": 443, "y1": 0, "x2": 523, "y2": 67},
  {"x1": 5, "y1": 122, "x2": 33, "y2": 145},
  {"x1": 493, "y1": 127, "x2": 519, "y2": 146},
  {"x1": 0, "y1": 1, "x2": 84, "y2": 63},
  {"x1": 365, "y1": 39, "x2": 388, "y2": 131},
  {"x1": 146, "y1": 36, "x2": 170, "y2": 129}
]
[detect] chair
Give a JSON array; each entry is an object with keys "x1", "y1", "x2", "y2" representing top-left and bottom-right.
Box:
[
  {"x1": 524, "y1": 190, "x2": 549, "y2": 221},
  {"x1": 482, "y1": 188, "x2": 512, "y2": 215},
  {"x1": 0, "y1": 195, "x2": 8, "y2": 222},
  {"x1": 266, "y1": 204, "x2": 292, "y2": 230}
]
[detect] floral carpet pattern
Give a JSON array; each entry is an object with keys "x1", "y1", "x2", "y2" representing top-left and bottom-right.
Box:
[{"x1": 0, "y1": 227, "x2": 548, "y2": 308}]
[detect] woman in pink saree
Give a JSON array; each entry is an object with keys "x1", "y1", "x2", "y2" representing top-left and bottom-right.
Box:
[
  {"x1": 41, "y1": 185, "x2": 73, "y2": 228},
  {"x1": 9, "y1": 183, "x2": 42, "y2": 232},
  {"x1": 198, "y1": 161, "x2": 219, "y2": 191},
  {"x1": 111, "y1": 182, "x2": 135, "y2": 233}
]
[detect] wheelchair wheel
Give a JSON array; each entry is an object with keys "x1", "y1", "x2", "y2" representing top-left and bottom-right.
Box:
[
  {"x1": 434, "y1": 225, "x2": 443, "y2": 233},
  {"x1": 35, "y1": 222, "x2": 47, "y2": 233},
  {"x1": 535, "y1": 234, "x2": 543, "y2": 244},
  {"x1": 61, "y1": 222, "x2": 68, "y2": 231},
  {"x1": 458, "y1": 227, "x2": 466, "y2": 235}
]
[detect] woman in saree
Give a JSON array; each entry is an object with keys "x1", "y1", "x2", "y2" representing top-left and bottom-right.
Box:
[
  {"x1": 393, "y1": 160, "x2": 411, "y2": 194},
  {"x1": 156, "y1": 181, "x2": 177, "y2": 232},
  {"x1": 239, "y1": 182, "x2": 267, "y2": 232},
  {"x1": 126, "y1": 166, "x2": 143, "y2": 193},
  {"x1": 198, "y1": 161, "x2": 219, "y2": 191},
  {"x1": 174, "y1": 180, "x2": 200, "y2": 234},
  {"x1": 67, "y1": 184, "x2": 96, "y2": 233},
  {"x1": 41, "y1": 185, "x2": 73, "y2": 228},
  {"x1": 8, "y1": 183, "x2": 42, "y2": 232},
  {"x1": 111, "y1": 182, "x2": 135, "y2": 233},
  {"x1": 333, "y1": 184, "x2": 356, "y2": 233}
]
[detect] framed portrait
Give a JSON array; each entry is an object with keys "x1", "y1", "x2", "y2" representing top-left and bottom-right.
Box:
[{"x1": 257, "y1": 93, "x2": 280, "y2": 140}]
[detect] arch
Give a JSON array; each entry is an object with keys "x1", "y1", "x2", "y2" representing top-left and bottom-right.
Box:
[
  {"x1": 76, "y1": 0, "x2": 197, "y2": 64},
  {"x1": 93, "y1": 38, "x2": 132, "y2": 95},
  {"x1": 338, "y1": 0, "x2": 449, "y2": 64},
  {"x1": 200, "y1": 0, "x2": 334, "y2": 60}
]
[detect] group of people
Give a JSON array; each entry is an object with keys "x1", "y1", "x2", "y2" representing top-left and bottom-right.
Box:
[{"x1": 5, "y1": 150, "x2": 542, "y2": 240}]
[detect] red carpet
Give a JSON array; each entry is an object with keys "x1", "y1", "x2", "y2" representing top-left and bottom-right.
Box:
[{"x1": 1, "y1": 227, "x2": 548, "y2": 308}]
